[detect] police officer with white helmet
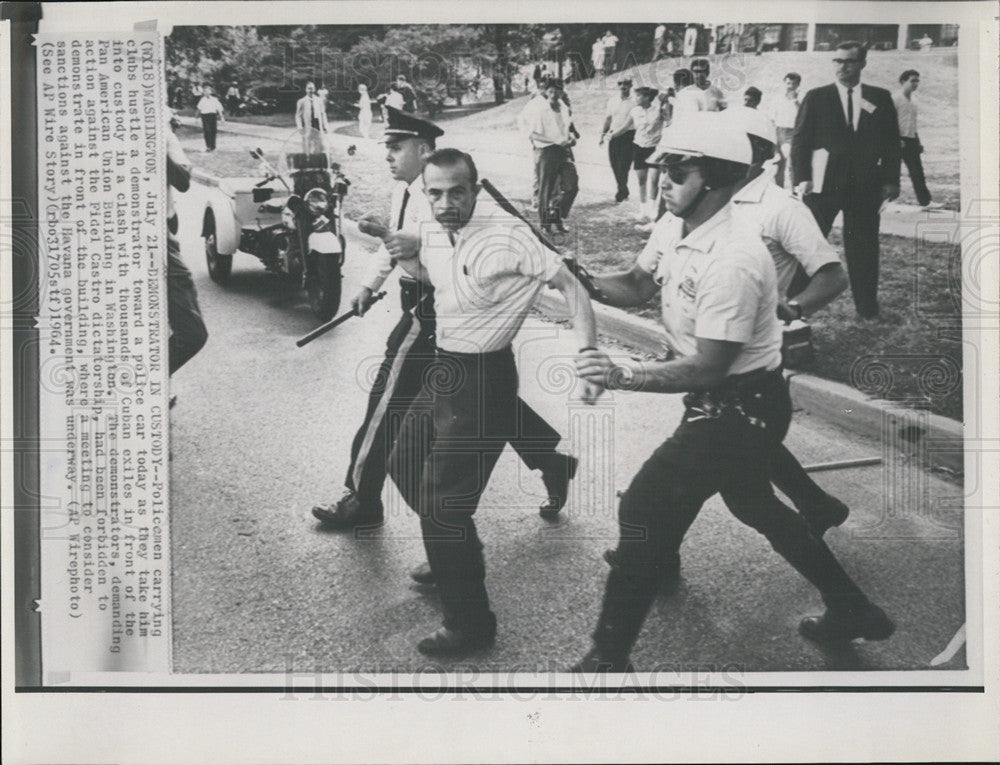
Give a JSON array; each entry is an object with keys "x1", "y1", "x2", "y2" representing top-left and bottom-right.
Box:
[{"x1": 572, "y1": 113, "x2": 894, "y2": 672}]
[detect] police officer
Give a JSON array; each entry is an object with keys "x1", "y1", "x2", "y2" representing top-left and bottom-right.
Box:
[
  {"x1": 729, "y1": 107, "x2": 852, "y2": 537},
  {"x1": 312, "y1": 108, "x2": 577, "y2": 529},
  {"x1": 387, "y1": 148, "x2": 601, "y2": 655},
  {"x1": 571, "y1": 114, "x2": 894, "y2": 672}
]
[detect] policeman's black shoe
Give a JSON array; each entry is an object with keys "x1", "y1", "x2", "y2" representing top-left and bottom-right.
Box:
[
  {"x1": 569, "y1": 647, "x2": 633, "y2": 673},
  {"x1": 602, "y1": 548, "x2": 681, "y2": 593},
  {"x1": 311, "y1": 492, "x2": 384, "y2": 529},
  {"x1": 539, "y1": 453, "x2": 579, "y2": 518},
  {"x1": 416, "y1": 625, "x2": 496, "y2": 656},
  {"x1": 410, "y1": 562, "x2": 436, "y2": 585},
  {"x1": 798, "y1": 602, "x2": 895, "y2": 643},
  {"x1": 801, "y1": 493, "x2": 850, "y2": 538}
]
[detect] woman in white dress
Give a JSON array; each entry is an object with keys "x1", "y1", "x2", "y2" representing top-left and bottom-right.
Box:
[{"x1": 356, "y1": 84, "x2": 372, "y2": 138}]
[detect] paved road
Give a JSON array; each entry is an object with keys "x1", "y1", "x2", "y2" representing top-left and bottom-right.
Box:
[{"x1": 167, "y1": 173, "x2": 965, "y2": 676}]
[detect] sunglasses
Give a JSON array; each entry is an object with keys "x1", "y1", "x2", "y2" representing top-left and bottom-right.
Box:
[
  {"x1": 663, "y1": 162, "x2": 698, "y2": 185},
  {"x1": 833, "y1": 58, "x2": 862, "y2": 65}
]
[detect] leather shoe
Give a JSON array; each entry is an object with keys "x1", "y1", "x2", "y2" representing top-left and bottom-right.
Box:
[
  {"x1": 801, "y1": 492, "x2": 850, "y2": 537},
  {"x1": 311, "y1": 492, "x2": 384, "y2": 529},
  {"x1": 569, "y1": 647, "x2": 633, "y2": 673},
  {"x1": 410, "y1": 562, "x2": 435, "y2": 585},
  {"x1": 416, "y1": 626, "x2": 496, "y2": 656},
  {"x1": 603, "y1": 548, "x2": 680, "y2": 593},
  {"x1": 799, "y1": 602, "x2": 895, "y2": 643},
  {"x1": 539, "y1": 453, "x2": 579, "y2": 518}
]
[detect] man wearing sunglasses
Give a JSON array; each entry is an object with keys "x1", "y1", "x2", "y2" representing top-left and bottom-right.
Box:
[
  {"x1": 571, "y1": 113, "x2": 893, "y2": 671},
  {"x1": 791, "y1": 41, "x2": 901, "y2": 319}
]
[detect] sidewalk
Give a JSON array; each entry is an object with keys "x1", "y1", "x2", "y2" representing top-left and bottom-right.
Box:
[{"x1": 184, "y1": 115, "x2": 964, "y2": 474}]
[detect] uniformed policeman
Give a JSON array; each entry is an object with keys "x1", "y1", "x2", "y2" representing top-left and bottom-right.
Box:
[
  {"x1": 571, "y1": 113, "x2": 894, "y2": 672},
  {"x1": 387, "y1": 148, "x2": 601, "y2": 655},
  {"x1": 312, "y1": 108, "x2": 577, "y2": 529},
  {"x1": 729, "y1": 107, "x2": 852, "y2": 537}
]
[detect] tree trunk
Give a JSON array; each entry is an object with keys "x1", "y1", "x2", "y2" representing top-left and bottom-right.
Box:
[{"x1": 493, "y1": 25, "x2": 507, "y2": 105}]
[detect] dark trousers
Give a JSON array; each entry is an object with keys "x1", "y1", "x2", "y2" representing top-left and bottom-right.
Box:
[
  {"x1": 592, "y1": 371, "x2": 869, "y2": 658},
  {"x1": 805, "y1": 191, "x2": 882, "y2": 318},
  {"x1": 200, "y1": 113, "x2": 218, "y2": 150},
  {"x1": 774, "y1": 127, "x2": 794, "y2": 188},
  {"x1": 538, "y1": 144, "x2": 579, "y2": 227},
  {"x1": 390, "y1": 347, "x2": 522, "y2": 634},
  {"x1": 901, "y1": 137, "x2": 931, "y2": 206},
  {"x1": 348, "y1": 284, "x2": 561, "y2": 507},
  {"x1": 608, "y1": 130, "x2": 634, "y2": 200},
  {"x1": 167, "y1": 235, "x2": 208, "y2": 375}
]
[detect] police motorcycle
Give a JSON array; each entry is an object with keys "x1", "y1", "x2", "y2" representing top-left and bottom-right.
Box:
[{"x1": 200, "y1": 127, "x2": 350, "y2": 321}]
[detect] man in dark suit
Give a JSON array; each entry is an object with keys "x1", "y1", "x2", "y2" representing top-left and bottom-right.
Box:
[{"x1": 791, "y1": 42, "x2": 901, "y2": 319}]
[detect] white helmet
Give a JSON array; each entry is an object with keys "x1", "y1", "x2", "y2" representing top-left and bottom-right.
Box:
[
  {"x1": 726, "y1": 105, "x2": 778, "y2": 145},
  {"x1": 649, "y1": 112, "x2": 753, "y2": 166}
]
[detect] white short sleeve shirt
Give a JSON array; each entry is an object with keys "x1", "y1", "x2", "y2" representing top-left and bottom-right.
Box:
[
  {"x1": 636, "y1": 206, "x2": 783, "y2": 375},
  {"x1": 420, "y1": 199, "x2": 564, "y2": 353},
  {"x1": 731, "y1": 172, "x2": 842, "y2": 297}
]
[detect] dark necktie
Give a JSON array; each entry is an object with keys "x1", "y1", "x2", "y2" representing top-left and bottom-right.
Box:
[
  {"x1": 847, "y1": 87, "x2": 854, "y2": 131},
  {"x1": 396, "y1": 188, "x2": 410, "y2": 230}
]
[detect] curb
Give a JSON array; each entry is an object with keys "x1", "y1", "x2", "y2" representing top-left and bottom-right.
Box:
[
  {"x1": 536, "y1": 292, "x2": 963, "y2": 475},
  {"x1": 187, "y1": 126, "x2": 964, "y2": 476}
]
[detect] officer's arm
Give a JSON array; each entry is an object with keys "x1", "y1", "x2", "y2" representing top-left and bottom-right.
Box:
[
  {"x1": 590, "y1": 263, "x2": 659, "y2": 307},
  {"x1": 394, "y1": 253, "x2": 429, "y2": 282},
  {"x1": 576, "y1": 338, "x2": 742, "y2": 394},
  {"x1": 549, "y1": 264, "x2": 598, "y2": 351},
  {"x1": 786, "y1": 262, "x2": 848, "y2": 316}
]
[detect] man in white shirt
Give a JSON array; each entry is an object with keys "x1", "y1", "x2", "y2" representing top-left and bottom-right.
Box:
[
  {"x1": 195, "y1": 84, "x2": 225, "y2": 152},
  {"x1": 529, "y1": 79, "x2": 578, "y2": 234},
  {"x1": 570, "y1": 114, "x2": 893, "y2": 672},
  {"x1": 387, "y1": 148, "x2": 600, "y2": 655},
  {"x1": 629, "y1": 87, "x2": 668, "y2": 222},
  {"x1": 599, "y1": 76, "x2": 636, "y2": 203},
  {"x1": 687, "y1": 59, "x2": 727, "y2": 111},
  {"x1": 295, "y1": 81, "x2": 328, "y2": 154},
  {"x1": 765, "y1": 72, "x2": 801, "y2": 188},
  {"x1": 652, "y1": 23, "x2": 667, "y2": 60},
  {"x1": 518, "y1": 87, "x2": 549, "y2": 209},
  {"x1": 893, "y1": 69, "x2": 934, "y2": 208},
  {"x1": 313, "y1": 109, "x2": 577, "y2": 529},
  {"x1": 601, "y1": 30, "x2": 619, "y2": 75}
]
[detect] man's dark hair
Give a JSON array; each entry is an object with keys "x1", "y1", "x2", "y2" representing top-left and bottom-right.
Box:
[
  {"x1": 691, "y1": 58, "x2": 710, "y2": 73},
  {"x1": 423, "y1": 148, "x2": 478, "y2": 186},
  {"x1": 899, "y1": 69, "x2": 920, "y2": 83},
  {"x1": 784, "y1": 72, "x2": 801, "y2": 84},
  {"x1": 744, "y1": 86, "x2": 762, "y2": 106},
  {"x1": 673, "y1": 68, "x2": 693, "y2": 88},
  {"x1": 836, "y1": 41, "x2": 867, "y2": 61}
]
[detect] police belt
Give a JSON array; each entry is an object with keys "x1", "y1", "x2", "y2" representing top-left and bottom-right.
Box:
[
  {"x1": 681, "y1": 367, "x2": 783, "y2": 429},
  {"x1": 399, "y1": 275, "x2": 435, "y2": 317}
]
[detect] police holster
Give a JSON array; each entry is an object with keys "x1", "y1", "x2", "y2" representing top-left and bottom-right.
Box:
[{"x1": 781, "y1": 319, "x2": 815, "y2": 369}]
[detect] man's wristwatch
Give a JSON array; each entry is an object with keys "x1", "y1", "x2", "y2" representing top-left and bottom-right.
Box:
[{"x1": 787, "y1": 300, "x2": 803, "y2": 321}]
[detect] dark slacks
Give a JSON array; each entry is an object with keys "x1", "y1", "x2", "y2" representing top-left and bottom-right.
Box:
[
  {"x1": 900, "y1": 137, "x2": 931, "y2": 207},
  {"x1": 390, "y1": 347, "x2": 522, "y2": 634},
  {"x1": 592, "y1": 370, "x2": 868, "y2": 658},
  {"x1": 608, "y1": 130, "x2": 635, "y2": 200},
  {"x1": 200, "y1": 113, "x2": 218, "y2": 150},
  {"x1": 805, "y1": 191, "x2": 882, "y2": 318},
  {"x1": 347, "y1": 284, "x2": 561, "y2": 508},
  {"x1": 167, "y1": 234, "x2": 208, "y2": 375},
  {"x1": 538, "y1": 144, "x2": 579, "y2": 227}
]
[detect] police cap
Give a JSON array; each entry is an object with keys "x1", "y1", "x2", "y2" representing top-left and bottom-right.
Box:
[{"x1": 380, "y1": 106, "x2": 444, "y2": 143}]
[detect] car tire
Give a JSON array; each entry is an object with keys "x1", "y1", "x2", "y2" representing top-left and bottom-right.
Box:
[{"x1": 204, "y1": 213, "x2": 233, "y2": 283}]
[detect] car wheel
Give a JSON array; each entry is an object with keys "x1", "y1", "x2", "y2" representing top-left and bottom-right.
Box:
[{"x1": 204, "y1": 214, "x2": 233, "y2": 283}]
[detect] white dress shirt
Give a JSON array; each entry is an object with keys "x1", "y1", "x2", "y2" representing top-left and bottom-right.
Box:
[
  {"x1": 528, "y1": 102, "x2": 571, "y2": 148},
  {"x1": 834, "y1": 81, "x2": 862, "y2": 131}
]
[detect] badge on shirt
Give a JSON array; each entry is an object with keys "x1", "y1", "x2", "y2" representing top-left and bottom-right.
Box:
[{"x1": 860, "y1": 98, "x2": 877, "y2": 114}]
